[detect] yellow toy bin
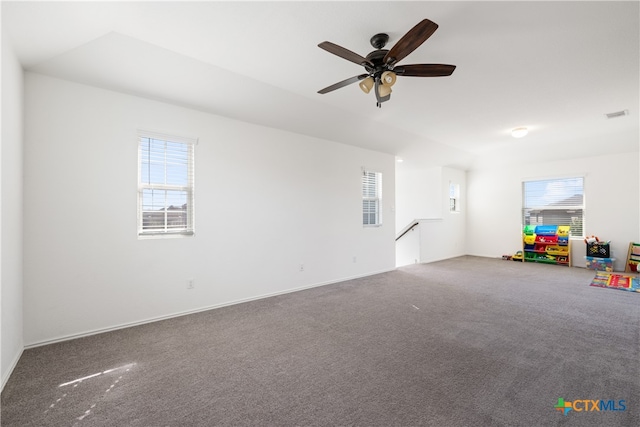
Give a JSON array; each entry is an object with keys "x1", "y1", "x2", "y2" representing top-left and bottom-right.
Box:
[
  {"x1": 557, "y1": 225, "x2": 571, "y2": 236},
  {"x1": 546, "y1": 246, "x2": 569, "y2": 256}
]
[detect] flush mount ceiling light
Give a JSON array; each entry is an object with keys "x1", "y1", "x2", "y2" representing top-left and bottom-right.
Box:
[
  {"x1": 317, "y1": 19, "x2": 456, "y2": 108},
  {"x1": 511, "y1": 127, "x2": 529, "y2": 138}
]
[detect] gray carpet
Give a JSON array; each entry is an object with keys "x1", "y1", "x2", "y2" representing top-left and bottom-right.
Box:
[{"x1": 2, "y1": 256, "x2": 639, "y2": 426}]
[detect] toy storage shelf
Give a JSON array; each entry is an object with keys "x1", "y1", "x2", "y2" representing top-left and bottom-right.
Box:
[
  {"x1": 625, "y1": 242, "x2": 640, "y2": 273},
  {"x1": 522, "y1": 225, "x2": 571, "y2": 267}
]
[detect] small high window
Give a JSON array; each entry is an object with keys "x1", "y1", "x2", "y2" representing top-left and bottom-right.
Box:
[
  {"x1": 449, "y1": 182, "x2": 460, "y2": 213},
  {"x1": 362, "y1": 170, "x2": 382, "y2": 226}
]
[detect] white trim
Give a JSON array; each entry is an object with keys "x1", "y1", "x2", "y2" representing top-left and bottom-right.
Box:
[
  {"x1": 1, "y1": 347, "x2": 24, "y2": 392},
  {"x1": 521, "y1": 172, "x2": 587, "y2": 182},
  {"x1": 137, "y1": 232, "x2": 194, "y2": 240},
  {"x1": 137, "y1": 129, "x2": 198, "y2": 145},
  {"x1": 420, "y1": 254, "x2": 467, "y2": 264},
  {"x1": 24, "y1": 268, "x2": 396, "y2": 349}
]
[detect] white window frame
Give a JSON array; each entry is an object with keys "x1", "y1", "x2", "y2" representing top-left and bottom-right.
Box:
[
  {"x1": 362, "y1": 169, "x2": 382, "y2": 227},
  {"x1": 137, "y1": 131, "x2": 197, "y2": 238},
  {"x1": 449, "y1": 181, "x2": 460, "y2": 213},
  {"x1": 522, "y1": 176, "x2": 585, "y2": 238}
]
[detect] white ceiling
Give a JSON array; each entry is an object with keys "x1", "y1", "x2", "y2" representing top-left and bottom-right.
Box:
[{"x1": 3, "y1": 1, "x2": 639, "y2": 170}]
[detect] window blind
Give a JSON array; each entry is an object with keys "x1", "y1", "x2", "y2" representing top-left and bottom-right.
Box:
[
  {"x1": 138, "y1": 133, "x2": 195, "y2": 236},
  {"x1": 362, "y1": 170, "x2": 382, "y2": 226},
  {"x1": 522, "y1": 177, "x2": 584, "y2": 237}
]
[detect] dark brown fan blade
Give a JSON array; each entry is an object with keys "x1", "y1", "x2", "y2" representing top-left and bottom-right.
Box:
[
  {"x1": 383, "y1": 19, "x2": 439, "y2": 66},
  {"x1": 318, "y1": 74, "x2": 369, "y2": 94},
  {"x1": 318, "y1": 42, "x2": 373, "y2": 67},
  {"x1": 395, "y1": 64, "x2": 456, "y2": 77}
]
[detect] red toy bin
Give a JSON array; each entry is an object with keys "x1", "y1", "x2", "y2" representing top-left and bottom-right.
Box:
[{"x1": 535, "y1": 235, "x2": 558, "y2": 244}]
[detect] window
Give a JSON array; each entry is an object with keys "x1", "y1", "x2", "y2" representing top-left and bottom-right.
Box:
[
  {"x1": 522, "y1": 177, "x2": 584, "y2": 237},
  {"x1": 138, "y1": 132, "x2": 196, "y2": 236},
  {"x1": 449, "y1": 182, "x2": 460, "y2": 213},
  {"x1": 362, "y1": 170, "x2": 382, "y2": 226}
]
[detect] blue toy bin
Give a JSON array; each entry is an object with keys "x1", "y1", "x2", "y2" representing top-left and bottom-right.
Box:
[{"x1": 535, "y1": 225, "x2": 558, "y2": 236}]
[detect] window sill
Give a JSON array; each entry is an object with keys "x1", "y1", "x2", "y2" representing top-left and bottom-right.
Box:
[{"x1": 138, "y1": 232, "x2": 194, "y2": 240}]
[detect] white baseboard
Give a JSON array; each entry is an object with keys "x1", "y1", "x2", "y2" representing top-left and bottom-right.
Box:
[
  {"x1": 420, "y1": 253, "x2": 467, "y2": 264},
  {"x1": 1, "y1": 346, "x2": 24, "y2": 392},
  {"x1": 25, "y1": 268, "x2": 396, "y2": 349}
]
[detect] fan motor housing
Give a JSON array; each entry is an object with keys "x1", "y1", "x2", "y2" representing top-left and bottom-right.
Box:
[{"x1": 364, "y1": 49, "x2": 389, "y2": 73}]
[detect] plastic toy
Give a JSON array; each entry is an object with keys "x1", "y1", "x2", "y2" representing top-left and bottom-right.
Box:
[
  {"x1": 512, "y1": 251, "x2": 523, "y2": 261},
  {"x1": 584, "y1": 235, "x2": 600, "y2": 244}
]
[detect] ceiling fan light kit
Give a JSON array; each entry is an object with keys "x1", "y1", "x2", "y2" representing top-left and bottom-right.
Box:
[
  {"x1": 359, "y1": 77, "x2": 374, "y2": 94},
  {"x1": 317, "y1": 19, "x2": 456, "y2": 107},
  {"x1": 381, "y1": 71, "x2": 397, "y2": 86},
  {"x1": 377, "y1": 79, "x2": 392, "y2": 98}
]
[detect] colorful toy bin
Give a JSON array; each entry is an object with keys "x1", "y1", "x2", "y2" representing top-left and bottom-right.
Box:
[
  {"x1": 586, "y1": 242, "x2": 610, "y2": 258},
  {"x1": 585, "y1": 256, "x2": 615, "y2": 272}
]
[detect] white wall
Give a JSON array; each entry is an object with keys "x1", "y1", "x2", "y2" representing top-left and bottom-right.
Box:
[
  {"x1": 23, "y1": 73, "x2": 396, "y2": 346},
  {"x1": 1, "y1": 32, "x2": 24, "y2": 389},
  {"x1": 467, "y1": 152, "x2": 640, "y2": 271},
  {"x1": 395, "y1": 166, "x2": 467, "y2": 265},
  {"x1": 419, "y1": 167, "x2": 467, "y2": 263},
  {"x1": 395, "y1": 166, "x2": 442, "y2": 232}
]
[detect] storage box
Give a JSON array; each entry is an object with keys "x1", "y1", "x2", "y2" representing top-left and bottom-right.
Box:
[
  {"x1": 535, "y1": 225, "x2": 558, "y2": 236},
  {"x1": 546, "y1": 246, "x2": 569, "y2": 256},
  {"x1": 585, "y1": 256, "x2": 615, "y2": 272},
  {"x1": 586, "y1": 242, "x2": 610, "y2": 258},
  {"x1": 535, "y1": 235, "x2": 558, "y2": 244}
]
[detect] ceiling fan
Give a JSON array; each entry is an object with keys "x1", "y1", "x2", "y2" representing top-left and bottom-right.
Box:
[{"x1": 317, "y1": 19, "x2": 456, "y2": 107}]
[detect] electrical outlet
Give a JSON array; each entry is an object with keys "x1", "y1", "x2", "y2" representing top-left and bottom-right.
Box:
[
  {"x1": 299, "y1": 264, "x2": 304, "y2": 272},
  {"x1": 353, "y1": 256, "x2": 357, "y2": 263},
  {"x1": 187, "y1": 279, "x2": 195, "y2": 289}
]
